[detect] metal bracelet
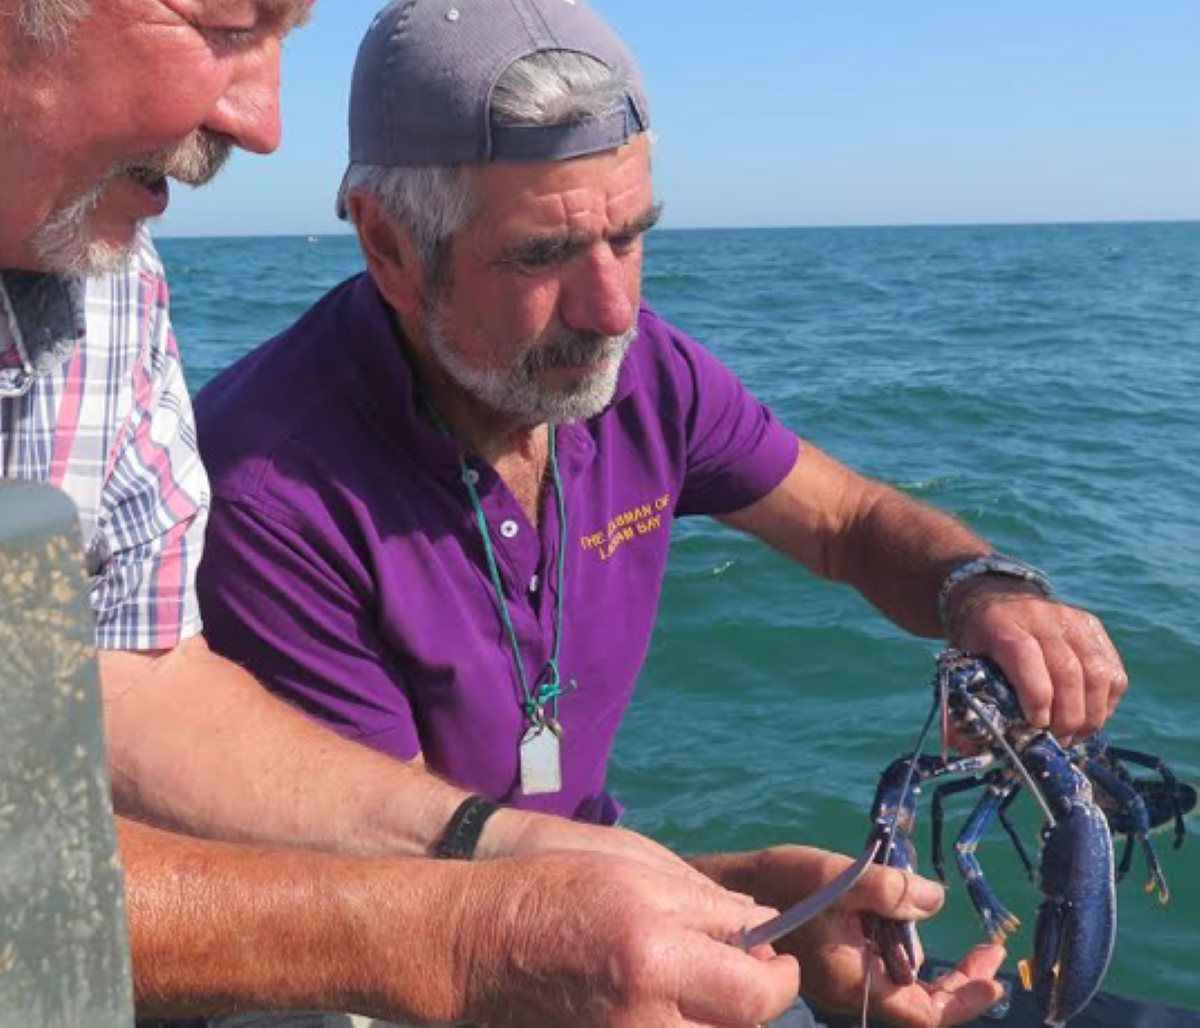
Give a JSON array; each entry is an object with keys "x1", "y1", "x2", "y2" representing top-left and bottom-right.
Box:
[{"x1": 937, "y1": 553, "x2": 1053, "y2": 634}]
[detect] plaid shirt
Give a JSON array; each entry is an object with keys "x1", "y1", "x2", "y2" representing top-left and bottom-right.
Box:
[{"x1": 0, "y1": 231, "x2": 208, "y2": 650}]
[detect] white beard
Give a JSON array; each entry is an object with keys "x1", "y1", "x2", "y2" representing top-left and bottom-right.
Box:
[
  {"x1": 422, "y1": 303, "x2": 634, "y2": 425},
  {"x1": 30, "y1": 175, "x2": 138, "y2": 277}
]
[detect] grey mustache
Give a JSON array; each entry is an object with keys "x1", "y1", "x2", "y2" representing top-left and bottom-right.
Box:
[
  {"x1": 124, "y1": 132, "x2": 235, "y2": 188},
  {"x1": 525, "y1": 331, "x2": 628, "y2": 373}
]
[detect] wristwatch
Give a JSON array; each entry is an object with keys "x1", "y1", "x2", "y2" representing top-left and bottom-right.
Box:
[{"x1": 938, "y1": 553, "x2": 1053, "y2": 633}]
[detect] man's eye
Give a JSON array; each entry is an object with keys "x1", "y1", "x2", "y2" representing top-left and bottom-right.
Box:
[
  {"x1": 611, "y1": 234, "x2": 642, "y2": 254},
  {"x1": 506, "y1": 248, "x2": 567, "y2": 272},
  {"x1": 519, "y1": 255, "x2": 561, "y2": 271},
  {"x1": 206, "y1": 26, "x2": 259, "y2": 48}
]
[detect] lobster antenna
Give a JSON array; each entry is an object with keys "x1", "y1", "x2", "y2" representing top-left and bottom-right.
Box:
[
  {"x1": 962, "y1": 692, "x2": 1058, "y2": 827},
  {"x1": 882, "y1": 688, "x2": 942, "y2": 866},
  {"x1": 939, "y1": 664, "x2": 951, "y2": 761},
  {"x1": 860, "y1": 959, "x2": 873, "y2": 1028}
]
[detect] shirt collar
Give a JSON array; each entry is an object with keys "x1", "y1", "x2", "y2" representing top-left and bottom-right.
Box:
[
  {"x1": 339, "y1": 274, "x2": 462, "y2": 478},
  {"x1": 0, "y1": 270, "x2": 86, "y2": 398}
]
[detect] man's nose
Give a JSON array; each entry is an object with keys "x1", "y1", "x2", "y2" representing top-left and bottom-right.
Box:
[
  {"x1": 560, "y1": 245, "x2": 637, "y2": 338},
  {"x1": 204, "y1": 40, "x2": 283, "y2": 155}
]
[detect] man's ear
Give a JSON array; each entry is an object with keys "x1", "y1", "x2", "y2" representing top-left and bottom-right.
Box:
[{"x1": 349, "y1": 191, "x2": 423, "y2": 319}]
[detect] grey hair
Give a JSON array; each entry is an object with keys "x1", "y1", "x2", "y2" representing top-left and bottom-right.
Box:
[
  {"x1": 340, "y1": 50, "x2": 632, "y2": 283},
  {"x1": 13, "y1": 0, "x2": 88, "y2": 45}
]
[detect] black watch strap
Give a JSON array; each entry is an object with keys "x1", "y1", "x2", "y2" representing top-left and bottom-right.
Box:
[{"x1": 434, "y1": 795, "x2": 502, "y2": 860}]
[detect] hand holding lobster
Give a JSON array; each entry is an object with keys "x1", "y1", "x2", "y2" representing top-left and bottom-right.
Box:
[
  {"x1": 944, "y1": 576, "x2": 1127, "y2": 744},
  {"x1": 739, "y1": 844, "x2": 1007, "y2": 1026}
]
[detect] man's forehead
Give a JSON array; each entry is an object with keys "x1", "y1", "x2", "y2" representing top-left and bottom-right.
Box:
[{"x1": 474, "y1": 139, "x2": 653, "y2": 227}]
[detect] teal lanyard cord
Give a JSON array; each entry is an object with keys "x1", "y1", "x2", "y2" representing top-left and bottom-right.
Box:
[{"x1": 456, "y1": 424, "x2": 572, "y2": 726}]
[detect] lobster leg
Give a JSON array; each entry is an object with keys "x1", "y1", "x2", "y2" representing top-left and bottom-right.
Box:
[
  {"x1": 931, "y1": 775, "x2": 986, "y2": 883},
  {"x1": 997, "y1": 783, "x2": 1037, "y2": 882},
  {"x1": 1116, "y1": 832, "x2": 1137, "y2": 883},
  {"x1": 931, "y1": 771, "x2": 1033, "y2": 883},
  {"x1": 1105, "y1": 745, "x2": 1188, "y2": 849},
  {"x1": 952, "y1": 785, "x2": 1022, "y2": 943},
  {"x1": 1084, "y1": 759, "x2": 1169, "y2": 903}
]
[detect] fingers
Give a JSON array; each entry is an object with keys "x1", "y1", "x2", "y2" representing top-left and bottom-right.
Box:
[
  {"x1": 986, "y1": 633, "x2": 1054, "y2": 731},
  {"x1": 1041, "y1": 637, "x2": 1086, "y2": 742},
  {"x1": 664, "y1": 878, "x2": 800, "y2": 1024},
  {"x1": 954, "y1": 592, "x2": 1128, "y2": 739},
  {"x1": 656, "y1": 877, "x2": 777, "y2": 935},
  {"x1": 1104, "y1": 662, "x2": 1129, "y2": 720},
  {"x1": 869, "y1": 943, "x2": 1006, "y2": 1028},
  {"x1": 993, "y1": 614, "x2": 1126, "y2": 741},
  {"x1": 943, "y1": 941, "x2": 1006, "y2": 983},
  {"x1": 1075, "y1": 611, "x2": 1128, "y2": 728},
  {"x1": 927, "y1": 944, "x2": 1007, "y2": 1026},
  {"x1": 677, "y1": 938, "x2": 799, "y2": 1027},
  {"x1": 659, "y1": 867, "x2": 787, "y2": 947},
  {"x1": 842, "y1": 863, "x2": 945, "y2": 922},
  {"x1": 762, "y1": 844, "x2": 945, "y2": 924}
]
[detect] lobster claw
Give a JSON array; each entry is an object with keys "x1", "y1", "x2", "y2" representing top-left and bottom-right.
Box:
[
  {"x1": 1020, "y1": 801, "x2": 1116, "y2": 1026},
  {"x1": 870, "y1": 826, "x2": 922, "y2": 986},
  {"x1": 865, "y1": 756, "x2": 929, "y2": 987}
]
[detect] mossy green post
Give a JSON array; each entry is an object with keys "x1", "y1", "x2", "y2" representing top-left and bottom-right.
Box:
[{"x1": 0, "y1": 481, "x2": 133, "y2": 1027}]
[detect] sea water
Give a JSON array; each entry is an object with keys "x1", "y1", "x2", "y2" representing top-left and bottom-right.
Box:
[{"x1": 162, "y1": 221, "x2": 1200, "y2": 1009}]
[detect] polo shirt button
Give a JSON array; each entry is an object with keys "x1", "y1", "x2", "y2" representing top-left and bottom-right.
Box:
[
  {"x1": 464, "y1": 468, "x2": 480, "y2": 486},
  {"x1": 500, "y1": 519, "x2": 519, "y2": 539}
]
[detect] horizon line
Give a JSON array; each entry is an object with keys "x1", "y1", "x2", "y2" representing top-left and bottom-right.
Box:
[{"x1": 156, "y1": 215, "x2": 1200, "y2": 243}]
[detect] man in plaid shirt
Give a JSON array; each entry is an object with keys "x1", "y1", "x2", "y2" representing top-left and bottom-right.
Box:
[
  {"x1": 1, "y1": 238, "x2": 207, "y2": 652},
  {"x1": 0, "y1": 2, "x2": 862, "y2": 1026}
]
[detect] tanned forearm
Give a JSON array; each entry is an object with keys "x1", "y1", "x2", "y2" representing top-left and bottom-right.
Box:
[
  {"x1": 118, "y1": 816, "x2": 472, "y2": 1020},
  {"x1": 820, "y1": 481, "x2": 984, "y2": 635},
  {"x1": 101, "y1": 640, "x2": 472, "y2": 858},
  {"x1": 721, "y1": 442, "x2": 990, "y2": 637},
  {"x1": 99, "y1": 640, "x2": 702, "y2": 883}
]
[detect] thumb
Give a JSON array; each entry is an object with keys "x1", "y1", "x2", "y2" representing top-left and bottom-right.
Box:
[{"x1": 678, "y1": 938, "x2": 800, "y2": 1027}]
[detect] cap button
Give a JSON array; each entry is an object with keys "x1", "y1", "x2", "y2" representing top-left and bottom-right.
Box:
[{"x1": 446, "y1": 7, "x2": 461, "y2": 21}]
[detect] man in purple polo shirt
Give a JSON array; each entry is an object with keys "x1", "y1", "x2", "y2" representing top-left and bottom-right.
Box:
[{"x1": 197, "y1": 0, "x2": 1125, "y2": 1023}]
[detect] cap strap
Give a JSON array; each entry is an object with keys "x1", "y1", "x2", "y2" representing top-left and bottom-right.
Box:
[{"x1": 490, "y1": 95, "x2": 646, "y2": 162}]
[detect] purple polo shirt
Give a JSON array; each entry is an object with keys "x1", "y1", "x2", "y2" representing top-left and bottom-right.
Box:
[{"x1": 196, "y1": 274, "x2": 798, "y2": 823}]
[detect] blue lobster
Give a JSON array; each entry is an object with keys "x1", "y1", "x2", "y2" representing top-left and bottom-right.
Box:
[{"x1": 865, "y1": 650, "x2": 1189, "y2": 1027}]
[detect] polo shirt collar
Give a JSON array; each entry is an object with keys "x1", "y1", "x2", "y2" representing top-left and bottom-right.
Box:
[
  {"x1": 0, "y1": 270, "x2": 86, "y2": 398},
  {"x1": 341, "y1": 274, "x2": 463, "y2": 479}
]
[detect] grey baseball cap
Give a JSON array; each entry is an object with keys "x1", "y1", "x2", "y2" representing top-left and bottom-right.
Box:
[{"x1": 337, "y1": 0, "x2": 651, "y2": 216}]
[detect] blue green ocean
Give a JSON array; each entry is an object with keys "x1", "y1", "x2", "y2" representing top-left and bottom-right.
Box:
[{"x1": 161, "y1": 221, "x2": 1200, "y2": 1011}]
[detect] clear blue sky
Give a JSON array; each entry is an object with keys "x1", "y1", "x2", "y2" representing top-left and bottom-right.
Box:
[{"x1": 159, "y1": 0, "x2": 1200, "y2": 236}]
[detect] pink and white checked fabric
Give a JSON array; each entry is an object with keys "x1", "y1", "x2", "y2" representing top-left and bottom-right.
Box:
[{"x1": 1, "y1": 231, "x2": 208, "y2": 651}]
